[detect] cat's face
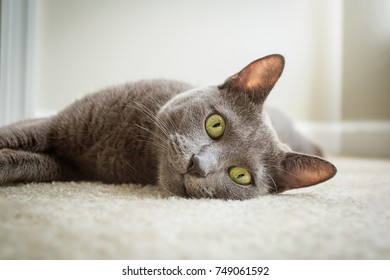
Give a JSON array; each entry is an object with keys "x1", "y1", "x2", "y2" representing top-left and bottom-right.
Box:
[{"x1": 156, "y1": 55, "x2": 336, "y2": 200}]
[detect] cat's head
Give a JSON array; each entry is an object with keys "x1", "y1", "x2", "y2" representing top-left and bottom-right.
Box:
[{"x1": 156, "y1": 54, "x2": 336, "y2": 199}]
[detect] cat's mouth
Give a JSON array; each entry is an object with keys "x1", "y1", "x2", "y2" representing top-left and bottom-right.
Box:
[
  {"x1": 181, "y1": 183, "x2": 191, "y2": 198},
  {"x1": 166, "y1": 168, "x2": 190, "y2": 198},
  {"x1": 170, "y1": 170, "x2": 193, "y2": 198}
]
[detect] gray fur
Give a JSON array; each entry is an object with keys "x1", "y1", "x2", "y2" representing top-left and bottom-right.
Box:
[{"x1": 0, "y1": 55, "x2": 336, "y2": 200}]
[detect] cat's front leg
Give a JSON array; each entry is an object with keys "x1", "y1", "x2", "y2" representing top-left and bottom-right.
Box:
[
  {"x1": 0, "y1": 149, "x2": 77, "y2": 185},
  {"x1": 0, "y1": 118, "x2": 51, "y2": 152}
]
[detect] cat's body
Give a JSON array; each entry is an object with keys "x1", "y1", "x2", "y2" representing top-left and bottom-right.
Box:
[
  {"x1": 0, "y1": 55, "x2": 336, "y2": 199},
  {"x1": 0, "y1": 80, "x2": 186, "y2": 184}
]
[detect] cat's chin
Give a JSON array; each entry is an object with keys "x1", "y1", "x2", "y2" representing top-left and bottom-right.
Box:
[
  {"x1": 166, "y1": 172, "x2": 208, "y2": 199},
  {"x1": 169, "y1": 182, "x2": 190, "y2": 198},
  {"x1": 159, "y1": 170, "x2": 190, "y2": 198}
]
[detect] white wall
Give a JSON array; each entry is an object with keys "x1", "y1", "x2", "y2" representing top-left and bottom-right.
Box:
[
  {"x1": 32, "y1": 0, "x2": 390, "y2": 158},
  {"x1": 36, "y1": 0, "x2": 342, "y2": 123},
  {"x1": 342, "y1": 0, "x2": 390, "y2": 121},
  {"x1": 340, "y1": 0, "x2": 390, "y2": 158}
]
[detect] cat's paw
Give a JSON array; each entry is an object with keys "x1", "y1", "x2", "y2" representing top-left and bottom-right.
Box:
[
  {"x1": 0, "y1": 152, "x2": 7, "y2": 184},
  {"x1": 0, "y1": 149, "x2": 15, "y2": 185},
  {"x1": 0, "y1": 137, "x2": 5, "y2": 149}
]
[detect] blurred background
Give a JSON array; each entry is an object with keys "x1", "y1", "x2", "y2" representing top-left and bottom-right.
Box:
[{"x1": 1, "y1": 0, "x2": 389, "y2": 157}]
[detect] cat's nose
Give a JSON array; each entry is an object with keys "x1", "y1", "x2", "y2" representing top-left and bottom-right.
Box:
[{"x1": 187, "y1": 155, "x2": 207, "y2": 177}]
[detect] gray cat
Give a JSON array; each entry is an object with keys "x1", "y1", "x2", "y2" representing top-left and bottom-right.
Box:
[{"x1": 0, "y1": 54, "x2": 336, "y2": 199}]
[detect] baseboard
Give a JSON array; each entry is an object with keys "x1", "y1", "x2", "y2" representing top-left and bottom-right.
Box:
[{"x1": 295, "y1": 121, "x2": 390, "y2": 158}]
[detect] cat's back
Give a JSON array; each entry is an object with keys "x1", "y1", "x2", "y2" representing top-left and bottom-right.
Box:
[
  {"x1": 50, "y1": 79, "x2": 192, "y2": 183},
  {"x1": 53, "y1": 79, "x2": 191, "y2": 140}
]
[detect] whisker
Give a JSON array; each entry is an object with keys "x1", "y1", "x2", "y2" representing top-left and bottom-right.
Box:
[
  {"x1": 134, "y1": 124, "x2": 166, "y2": 143},
  {"x1": 149, "y1": 95, "x2": 179, "y2": 134},
  {"x1": 202, "y1": 185, "x2": 214, "y2": 198},
  {"x1": 266, "y1": 174, "x2": 278, "y2": 193},
  {"x1": 131, "y1": 100, "x2": 172, "y2": 137},
  {"x1": 157, "y1": 180, "x2": 182, "y2": 198}
]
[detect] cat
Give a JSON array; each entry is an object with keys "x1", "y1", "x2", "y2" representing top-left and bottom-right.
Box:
[{"x1": 0, "y1": 54, "x2": 336, "y2": 200}]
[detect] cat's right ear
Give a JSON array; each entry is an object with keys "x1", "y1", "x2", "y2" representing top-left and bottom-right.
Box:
[
  {"x1": 273, "y1": 152, "x2": 337, "y2": 193},
  {"x1": 219, "y1": 54, "x2": 285, "y2": 103}
]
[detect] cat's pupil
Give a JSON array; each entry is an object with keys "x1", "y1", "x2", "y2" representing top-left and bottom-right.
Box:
[
  {"x1": 237, "y1": 174, "x2": 244, "y2": 179},
  {"x1": 212, "y1": 123, "x2": 221, "y2": 128}
]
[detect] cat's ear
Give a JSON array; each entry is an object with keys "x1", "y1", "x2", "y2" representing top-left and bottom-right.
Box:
[
  {"x1": 273, "y1": 152, "x2": 337, "y2": 193},
  {"x1": 220, "y1": 54, "x2": 285, "y2": 103}
]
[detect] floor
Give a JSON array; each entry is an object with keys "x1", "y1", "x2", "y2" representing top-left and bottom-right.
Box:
[{"x1": 0, "y1": 156, "x2": 389, "y2": 259}]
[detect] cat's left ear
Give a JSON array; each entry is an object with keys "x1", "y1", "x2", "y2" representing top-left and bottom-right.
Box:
[
  {"x1": 273, "y1": 152, "x2": 337, "y2": 193},
  {"x1": 220, "y1": 54, "x2": 285, "y2": 103}
]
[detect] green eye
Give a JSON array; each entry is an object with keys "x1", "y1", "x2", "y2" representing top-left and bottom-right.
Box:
[
  {"x1": 205, "y1": 114, "x2": 225, "y2": 139},
  {"x1": 229, "y1": 166, "x2": 252, "y2": 185}
]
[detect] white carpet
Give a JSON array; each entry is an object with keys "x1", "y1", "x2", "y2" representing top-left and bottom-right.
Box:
[{"x1": 0, "y1": 156, "x2": 389, "y2": 259}]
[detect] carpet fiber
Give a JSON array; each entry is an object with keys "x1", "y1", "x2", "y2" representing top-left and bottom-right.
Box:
[{"x1": 1, "y1": 157, "x2": 389, "y2": 259}]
